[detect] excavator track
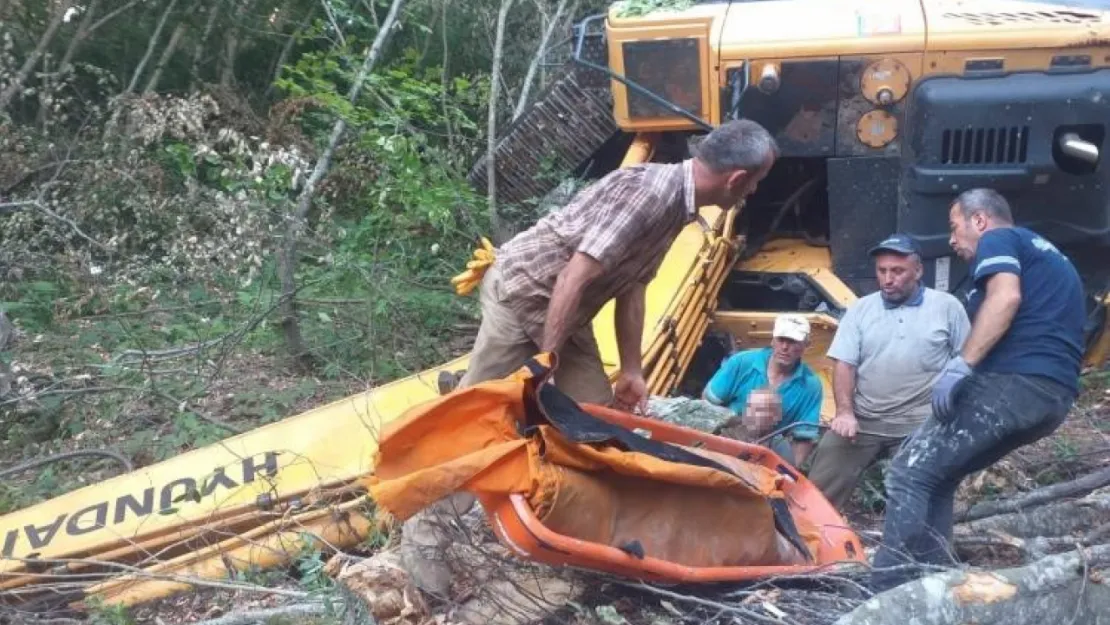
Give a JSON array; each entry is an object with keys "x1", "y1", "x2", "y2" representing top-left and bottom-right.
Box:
[{"x1": 467, "y1": 66, "x2": 619, "y2": 206}]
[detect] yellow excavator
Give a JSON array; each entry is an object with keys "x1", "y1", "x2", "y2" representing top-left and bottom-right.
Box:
[{"x1": 3, "y1": 0, "x2": 1110, "y2": 616}]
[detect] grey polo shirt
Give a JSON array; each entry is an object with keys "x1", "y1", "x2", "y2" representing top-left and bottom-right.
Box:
[{"x1": 826, "y1": 287, "x2": 970, "y2": 437}]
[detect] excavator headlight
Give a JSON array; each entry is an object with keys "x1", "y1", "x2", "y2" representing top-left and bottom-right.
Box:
[{"x1": 621, "y1": 38, "x2": 702, "y2": 119}]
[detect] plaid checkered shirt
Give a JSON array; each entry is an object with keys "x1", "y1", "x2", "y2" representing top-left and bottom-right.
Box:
[{"x1": 494, "y1": 159, "x2": 697, "y2": 344}]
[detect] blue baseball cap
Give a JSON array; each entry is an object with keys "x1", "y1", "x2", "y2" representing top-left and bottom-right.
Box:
[{"x1": 869, "y1": 233, "x2": 922, "y2": 257}]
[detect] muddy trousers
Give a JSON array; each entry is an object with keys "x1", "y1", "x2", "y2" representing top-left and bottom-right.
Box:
[{"x1": 871, "y1": 371, "x2": 1075, "y2": 590}]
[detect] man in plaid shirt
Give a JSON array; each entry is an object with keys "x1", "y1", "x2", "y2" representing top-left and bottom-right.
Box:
[
  {"x1": 402, "y1": 120, "x2": 779, "y2": 598},
  {"x1": 458, "y1": 119, "x2": 779, "y2": 412}
]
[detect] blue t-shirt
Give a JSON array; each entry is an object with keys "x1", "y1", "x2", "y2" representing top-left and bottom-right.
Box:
[
  {"x1": 703, "y1": 347, "x2": 823, "y2": 441},
  {"x1": 966, "y1": 227, "x2": 1085, "y2": 393}
]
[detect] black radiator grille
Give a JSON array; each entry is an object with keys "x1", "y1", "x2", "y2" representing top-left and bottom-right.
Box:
[{"x1": 940, "y1": 126, "x2": 1029, "y2": 165}]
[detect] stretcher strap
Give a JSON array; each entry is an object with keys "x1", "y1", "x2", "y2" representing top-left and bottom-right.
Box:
[{"x1": 530, "y1": 382, "x2": 732, "y2": 475}]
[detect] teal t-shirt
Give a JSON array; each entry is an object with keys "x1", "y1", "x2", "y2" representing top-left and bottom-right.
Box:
[{"x1": 703, "y1": 347, "x2": 822, "y2": 441}]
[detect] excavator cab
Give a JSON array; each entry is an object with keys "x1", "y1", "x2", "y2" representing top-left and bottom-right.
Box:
[{"x1": 471, "y1": 0, "x2": 1110, "y2": 392}]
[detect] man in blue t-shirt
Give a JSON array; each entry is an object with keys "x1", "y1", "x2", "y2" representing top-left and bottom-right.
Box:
[
  {"x1": 872, "y1": 188, "x2": 1086, "y2": 590},
  {"x1": 703, "y1": 313, "x2": 823, "y2": 466}
]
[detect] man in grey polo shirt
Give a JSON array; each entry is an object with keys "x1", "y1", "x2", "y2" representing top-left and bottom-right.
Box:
[{"x1": 806, "y1": 234, "x2": 970, "y2": 510}]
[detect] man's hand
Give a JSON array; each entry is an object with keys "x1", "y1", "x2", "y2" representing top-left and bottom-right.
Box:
[
  {"x1": 829, "y1": 411, "x2": 858, "y2": 439},
  {"x1": 613, "y1": 370, "x2": 648, "y2": 414},
  {"x1": 931, "y1": 356, "x2": 972, "y2": 422}
]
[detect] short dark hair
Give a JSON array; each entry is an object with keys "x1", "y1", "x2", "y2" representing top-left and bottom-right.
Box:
[
  {"x1": 691, "y1": 119, "x2": 778, "y2": 174},
  {"x1": 951, "y1": 188, "x2": 1014, "y2": 224}
]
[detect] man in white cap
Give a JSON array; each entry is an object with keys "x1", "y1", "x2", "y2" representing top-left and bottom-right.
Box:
[{"x1": 702, "y1": 313, "x2": 823, "y2": 466}]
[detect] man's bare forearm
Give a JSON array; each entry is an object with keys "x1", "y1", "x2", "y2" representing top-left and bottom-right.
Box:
[
  {"x1": 962, "y1": 273, "x2": 1021, "y2": 366},
  {"x1": 615, "y1": 284, "x2": 646, "y2": 375},
  {"x1": 832, "y1": 360, "x2": 857, "y2": 415},
  {"x1": 541, "y1": 253, "x2": 602, "y2": 353}
]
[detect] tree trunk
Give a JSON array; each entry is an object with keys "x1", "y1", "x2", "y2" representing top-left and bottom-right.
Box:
[
  {"x1": 221, "y1": 0, "x2": 252, "y2": 87},
  {"x1": 191, "y1": 0, "x2": 223, "y2": 87},
  {"x1": 125, "y1": 0, "x2": 180, "y2": 94},
  {"x1": 834, "y1": 544, "x2": 1110, "y2": 625},
  {"x1": 265, "y1": 6, "x2": 316, "y2": 99},
  {"x1": 0, "y1": 1, "x2": 73, "y2": 110},
  {"x1": 143, "y1": 19, "x2": 189, "y2": 94},
  {"x1": 513, "y1": 0, "x2": 573, "y2": 121},
  {"x1": 58, "y1": 0, "x2": 99, "y2": 73},
  {"x1": 277, "y1": 0, "x2": 407, "y2": 367},
  {"x1": 486, "y1": 0, "x2": 515, "y2": 243}
]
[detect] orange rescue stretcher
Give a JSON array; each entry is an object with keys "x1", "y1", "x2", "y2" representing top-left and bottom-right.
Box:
[{"x1": 366, "y1": 353, "x2": 866, "y2": 584}]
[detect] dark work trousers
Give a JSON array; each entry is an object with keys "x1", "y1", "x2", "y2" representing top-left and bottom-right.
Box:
[{"x1": 871, "y1": 371, "x2": 1076, "y2": 590}]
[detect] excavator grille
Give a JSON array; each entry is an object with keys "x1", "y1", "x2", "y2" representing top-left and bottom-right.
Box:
[{"x1": 467, "y1": 68, "x2": 619, "y2": 206}]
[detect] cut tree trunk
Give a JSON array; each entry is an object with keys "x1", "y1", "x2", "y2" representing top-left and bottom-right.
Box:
[{"x1": 834, "y1": 544, "x2": 1110, "y2": 625}]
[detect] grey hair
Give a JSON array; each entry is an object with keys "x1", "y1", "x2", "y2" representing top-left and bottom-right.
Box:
[
  {"x1": 691, "y1": 119, "x2": 778, "y2": 173},
  {"x1": 951, "y1": 188, "x2": 1014, "y2": 224}
]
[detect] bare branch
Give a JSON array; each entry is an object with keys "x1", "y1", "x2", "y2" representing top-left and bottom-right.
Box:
[
  {"x1": 513, "y1": 0, "x2": 574, "y2": 121},
  {"x1": 0, "y1": 449, "x2": 134, "y2": 480},
  {"x1": 0, "y1": 1, "x2": 74, "y2": 110},
  {"x1": 178, "y1": 603, "x2": 327, "y2": 625},
  {"x1": 960, "y1": 465, "x2": 1110, "y2": 522},
  {"x1": 143, "y1": 19, "x2": 190, "y2": 94},
  {"x1": 0, "y1": 198, "x2": 110, "y2": 251},
  {"x1": 486, "y1": 0, "x2": 515, "y2": 242},
  {"x1": 192, "y1": 0, "x2": 224, "y2": 86},
  {"x1": 89, "y1": 0, "x2": 142, "y2": 34},
  {"x1": 319, "y1": 0, "x2": 347, "y2": 48},
  {"x1": 125, "y1": 0, "x2": 180, "y2": 94}
]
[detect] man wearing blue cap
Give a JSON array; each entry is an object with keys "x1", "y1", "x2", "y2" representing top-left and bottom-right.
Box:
[{"x1": 806, "y1": 233, "x2": 970, "y2": 510}]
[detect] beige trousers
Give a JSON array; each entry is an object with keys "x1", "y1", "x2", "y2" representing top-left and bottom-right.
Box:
[
  {"x1": 401, "y1": 263, "x2": 614, "y2": 597},
  {"x1": 457, "y1": 262, "x2": 614, "y2": 405}
]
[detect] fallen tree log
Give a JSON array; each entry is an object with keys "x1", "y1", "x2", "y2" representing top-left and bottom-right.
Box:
[
  {"x1": 959, "y1": 466, "x2": 1110, "y2": 522},
  {"x1": 956, "y1": 489, "x2": 1110, "y2": 539},
  {"x1": 834, "y1": 544, "x2": 1110, "y2": 625}
]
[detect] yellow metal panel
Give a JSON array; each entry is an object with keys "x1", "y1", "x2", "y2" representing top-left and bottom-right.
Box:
[
  {"x1": 716, "y1": 0, "x2": 926, "y2": 58},
  {"x1": 606, "y1": 18, "x2": 715, "y2": 132},
  {"x1": 923, "y1": 47, "x2": 1110, "y2": 77},
  {"x1": 923, "y1": 0, "x2": 1110, "y2": 52},
  {"x1": 737, "y1": 239, "x2": 858, "y2": 309}
]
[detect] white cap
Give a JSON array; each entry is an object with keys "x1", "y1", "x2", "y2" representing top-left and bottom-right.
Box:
[{"x1": 772, "y1": 314, "x2": 810, "y2": 342}]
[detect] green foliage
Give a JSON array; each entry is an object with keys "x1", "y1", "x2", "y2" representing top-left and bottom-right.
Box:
[
  {"x1": 86, "y1": 597, "x2": 135, "y2": 625},
  {"x1": 613, "y1": 0, "x2": 695, "y2": 18}
]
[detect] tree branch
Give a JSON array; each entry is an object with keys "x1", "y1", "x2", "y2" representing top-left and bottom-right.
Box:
[
  {"x1": 277, "y1": 0, "x2": 407, "y2": 366},
  {"x1": 486, "y1": 0, "x2": 515, "y2": 243},
  {"x1": 959, "y1": 466, "x2": 1110, "y2": 522},
  {"x1": 0, "y1": 449, "x2": 133, "y2": 480},
  {"x1": 513, "y1": 0, "x2": 573, "y2": 121},
  {"x1": 173, "y1": 603, "x2": 327, "y2": 625},
  {"x1": 125, "y1": 0, "x2": 180, "y2": 94}
]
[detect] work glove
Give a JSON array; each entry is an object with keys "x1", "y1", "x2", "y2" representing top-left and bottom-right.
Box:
[{"x1": 931, "y1": 356, "x2": 972, "y2": 423}]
